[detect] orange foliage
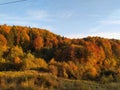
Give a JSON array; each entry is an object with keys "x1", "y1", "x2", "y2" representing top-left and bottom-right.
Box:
[
  {"x1": 88, "y1": 67, "x2": 98, "y2": 77},
  {"x1": 68, "y1": 61, "x2": 78, "y2": 71},
  {"x1": 14, "y1": 57, "x2": 22, "y2": 64},
  {"x1": 33, "y1": 36, "x2": 43, "y2": 50},
  {"x1": 1, "y1": 24, "x2": 11, "y2": 33},
  {"x1": 0, "y1": 25, "x2": 119, "y2": 81},
  {"x1": 0, "y1": 34, "x2": 7, "y2": 46}
]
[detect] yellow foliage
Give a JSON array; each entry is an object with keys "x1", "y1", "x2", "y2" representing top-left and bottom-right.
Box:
[
  {"x1": 10, "y1": 46, "x2": 24, "y2": 58},
  {"x1": 63, "y1": 68, "x2": 68, "y2": 78},
  {"x1": 103, "y1": 59, "x2": 117, "y2": 69},
  {"x1": 110, "y1": 59, "x2": 117, "y2": 67},
  {"x1": 68, "y1": 61, "x2": 78, "y2": 71},
  {"x1": 34, "y1": 58, "x2": 48, "y2": 69},
  {"x1": 24, "y1": 58, "x2": 48, "y2": 70},
  {"x1": 24, "y1": 59, "x2": 36, "y2": 70},
  {"x1": 62, "y1": 62, "x2": 69, "y2": 68},
  {"x1": 49, "y1": 58, "x2": 57, "y2": 64},
  {"x1": 21, "y1": 30, "x2": 30, "y2": 42}
]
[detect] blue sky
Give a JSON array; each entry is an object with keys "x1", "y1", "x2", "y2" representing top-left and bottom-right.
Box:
[{"x1": 0, "y1": 0, "x2": 120, "y2": 39}]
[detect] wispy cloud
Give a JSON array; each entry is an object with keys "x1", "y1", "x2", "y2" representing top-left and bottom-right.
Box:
[
  {"x1": 88, "y1": 14, "x2": 103, "y2": 18},
  {"x1": 27, "y1": 10, "x2": 48, "y2": 18},
  {"x1": 0, "y1": 9, "x2": 74, "y2": 24},
  {"x1": 105, "y1": 9, "x2": 120, "y2": 22},
  {"x1": 86, "y1": 9, "x2": 120, "y2": 39},
  {"x1": 99, "y1": 20, "x2": 120, "y2": 25},
  {"x1": 26, "y1": 10, "x2": 51, "y2": 21},
  {"x1": 98, "y1": 9, "x2": 120, "y2": 25},
  {"x1": 66, "y1": 9, "x2": 120, "y2": 39},
  {"x1": 0, "y1": 9, "x2": 53, "y2": 26},
  {"x1": 59, "y1": 11, "x2": 74, "y2": 18}
]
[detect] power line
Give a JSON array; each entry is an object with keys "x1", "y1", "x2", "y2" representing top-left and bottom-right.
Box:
[{"x1": 0, "y1": 0, "x2": 28, "y2": 5}]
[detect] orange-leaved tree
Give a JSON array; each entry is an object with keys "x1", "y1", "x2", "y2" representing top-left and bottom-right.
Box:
[{"x1": 33, "y1": 36, "x2": 44, "y2": 50}]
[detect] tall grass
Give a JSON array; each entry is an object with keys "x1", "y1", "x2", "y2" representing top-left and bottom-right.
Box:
[{"x1": 0, "y1": 70, "x2": 120, "y2": 90}]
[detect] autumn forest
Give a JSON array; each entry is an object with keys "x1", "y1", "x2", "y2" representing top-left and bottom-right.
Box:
[{"x1": 0, "y1": 24, "x2": 120, "y2": 89}]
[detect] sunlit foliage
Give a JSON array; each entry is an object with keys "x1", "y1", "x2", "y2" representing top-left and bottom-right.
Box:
[{"x1": 0, "y1": 25, "x2": 119, "y2": 82}]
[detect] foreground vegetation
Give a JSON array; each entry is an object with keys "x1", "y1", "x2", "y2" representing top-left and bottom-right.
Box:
[
  {"x1": 0, "y1": 24, "x2": 120, "y2": 89},
  {"x1": 0, "y1": 70, "x2": 120, "y2": 90}
]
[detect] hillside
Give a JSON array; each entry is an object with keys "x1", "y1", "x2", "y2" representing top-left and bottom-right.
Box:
[{"x1": 0, "y1": 24, "x2": 120, "y2": 89}]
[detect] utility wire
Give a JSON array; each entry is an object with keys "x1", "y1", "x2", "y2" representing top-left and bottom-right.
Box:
[{"x1": 0, "y1": 0, "x2": 28, "y2": 5}]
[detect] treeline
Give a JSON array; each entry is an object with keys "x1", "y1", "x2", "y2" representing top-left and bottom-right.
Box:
[{"x1": 0, "y1": 24, "x2": 120, "y2": 83}]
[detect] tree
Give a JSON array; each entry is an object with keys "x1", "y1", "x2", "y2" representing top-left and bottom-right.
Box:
[
  {"x1": 0, "y1": 34, "x2": 7, "y2": 57},
  {"x1": 7, "y1": 46, "x2": 24, "y2": 60},
  {"x1": 0, "y1": 34, "x2": 7, "y2": 46},
  {"x1": 33, "y1": 36, "x2": 44, "y2": 50}
]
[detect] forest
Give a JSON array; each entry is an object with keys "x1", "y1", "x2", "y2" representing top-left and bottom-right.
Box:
[{"x1": 0, "y1": 24, "x2": 120, "y2": 89}]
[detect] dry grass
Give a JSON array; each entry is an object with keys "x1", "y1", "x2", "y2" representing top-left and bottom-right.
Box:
[
  {"x1": 0, "y1": 70, "x2": 56, "y2": 90},
  {"x1": 0, "y1": 70, "x2": 120, "y2": 90}
]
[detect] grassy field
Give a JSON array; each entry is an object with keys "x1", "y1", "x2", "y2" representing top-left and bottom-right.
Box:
[{"x1": 0, "y1": 70, "x2": 120, "y2": 90}]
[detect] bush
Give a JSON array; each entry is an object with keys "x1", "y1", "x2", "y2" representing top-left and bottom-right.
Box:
[
  {"x1": 34, "y1": 75, "x2": 58, "y2": 88},
  {"x1": 0, "y1": 62, "x2": 24, "y2": 71},
  {"x1": 49, "y1": 65, "x2": 58, "y2": 76},
  {"x1": 100, "y1": 75, "x2": 114, "y2": 83},
  {"x1": 23, "y1": 57, "x2": 48, "y2": 70}
]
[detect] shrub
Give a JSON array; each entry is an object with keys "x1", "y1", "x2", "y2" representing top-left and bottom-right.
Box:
[
  {"x1": 49, "y1": 65, "x2": 58, "y2": 76},
  {"x1": 10, "y1": 46, "x2": 24, "y2": 58},
  {"x1": 34, "y1": 75, "x2": 58, "y2": 88},
  {"x1": 23, "y1": 57, "x2": 48, "y2": 70},
  {"x1": 100, "y1": 74, "x2": 114, "y2": 83}
]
